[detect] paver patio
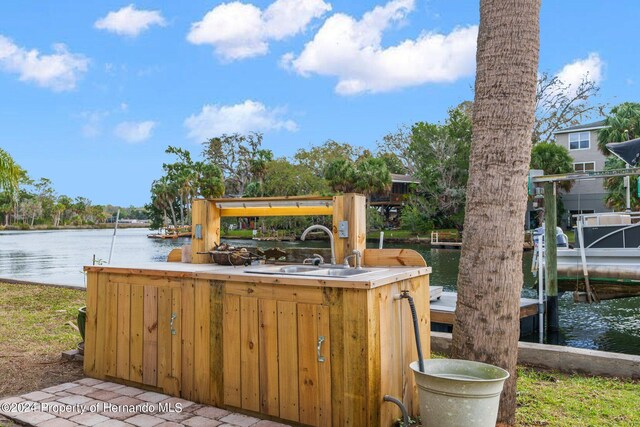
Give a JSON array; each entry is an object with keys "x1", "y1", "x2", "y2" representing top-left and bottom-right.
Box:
[{"x1": 0, "y1": 378, "x2": 290, "y2": 427}]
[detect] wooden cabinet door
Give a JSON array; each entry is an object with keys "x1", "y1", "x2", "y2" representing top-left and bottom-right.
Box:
[{"x1": 223, "y1": 296, "x2": 332, "y2": 426}]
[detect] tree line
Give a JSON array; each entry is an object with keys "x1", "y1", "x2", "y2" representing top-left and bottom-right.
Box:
[{"x1": 0, "y1": 156, "x2": 145, "y2": 228}]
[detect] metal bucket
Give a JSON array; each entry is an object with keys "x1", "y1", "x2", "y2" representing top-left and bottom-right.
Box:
[{"x1": 410, "y1": 359, "x2": 509, "y2": 427}]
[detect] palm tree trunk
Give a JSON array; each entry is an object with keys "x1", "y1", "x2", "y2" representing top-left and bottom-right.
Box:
[{"x1": 451, "y1": 1, "x2": 540, "y2": 425}]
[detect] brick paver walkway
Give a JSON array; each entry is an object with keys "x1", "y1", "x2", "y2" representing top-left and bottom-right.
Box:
[{"x1": 0, "y1": 378, "x2": 289, "y2": 427}]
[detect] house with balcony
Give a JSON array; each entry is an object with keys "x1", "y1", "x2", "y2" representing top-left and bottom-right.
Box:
[{"x1": 553, "y1": 119, "x2": 611, "y2": 227}]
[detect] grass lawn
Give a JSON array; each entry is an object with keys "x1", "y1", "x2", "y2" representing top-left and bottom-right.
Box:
[
  {"x1": 221, "y1": 229, "x2": 255, "y2": 239},
  {"x1": 517, "y1": 366, "x2": 640, "y2": 426},
  {"x1": 0, "y1": 282, "x2": 85, "y2": 399},
  {"x1": 1, "y1": 281, "x2": 638, "y2": 426}
]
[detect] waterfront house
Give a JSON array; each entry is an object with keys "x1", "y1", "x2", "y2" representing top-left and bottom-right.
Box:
[{"x1": 554, "y1": 120, "x2": 611, "y2": 227}]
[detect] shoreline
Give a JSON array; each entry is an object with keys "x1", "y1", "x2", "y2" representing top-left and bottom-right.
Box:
[{"x1": 0, "y1": 223, "x2": 149, "y2": 231}]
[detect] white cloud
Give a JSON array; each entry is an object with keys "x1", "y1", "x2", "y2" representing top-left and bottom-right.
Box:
[
  {"x1": 187, "y1": 0, "x2": 331, "y2": 61},
  {"x1": 115, "y1": 121, "x2": 156, "y2": 143},
  {"x1": 0, "y1": 35, "x2": 88, "y2": 91},
  {"x1": 184, "y1": 100, "x2": 298, "y2": 141},
  {"x1": 78, "y1": 110, "x2": 108, "y2": 138},
  {"x1": 556, "y1": 53, "x2": 604, "y2": 95},
  {"x1": 95, "y1": 5, "x2": 166, "y2": 37},
  {"x1": 282, "y1": 0, "x2": 478, "y2": 95}
]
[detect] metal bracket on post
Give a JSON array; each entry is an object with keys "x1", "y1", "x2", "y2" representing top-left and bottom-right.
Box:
[{"x1": 338, "y1": 221, "x2": 349, "y2": 238}]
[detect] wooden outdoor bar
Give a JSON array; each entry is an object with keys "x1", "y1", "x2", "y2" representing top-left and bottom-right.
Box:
[{"x1": 84, "y1": 194, "x2": 432, "y2": 426}]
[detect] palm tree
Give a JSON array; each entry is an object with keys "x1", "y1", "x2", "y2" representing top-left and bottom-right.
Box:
[
  {"x1": 325, "y1": 159, "x2": 356, "y2": 192},
  {"x1": 597, "y1": 102, "x2": 640, "y2": 155},
  {"x1": 451, "y1": 1, "x2": 541, "y2": 425},
  {"x1": 0, "y1": 148, "x2": 20, "y2": 193},
  {"x1": 353, "y1": 157, "x2": 391, "y2": 196}
]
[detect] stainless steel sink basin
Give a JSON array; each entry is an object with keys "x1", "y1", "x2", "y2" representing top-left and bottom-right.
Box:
[
  {"x1": 316, "y1": 268, "x2": 372, "y2": 276},
  {"x1": 244, "y1": 264, "x2": 383, "y2": 278},
  {"x1": 280, "y1": 266, "x2": 321, "y2": 273}
]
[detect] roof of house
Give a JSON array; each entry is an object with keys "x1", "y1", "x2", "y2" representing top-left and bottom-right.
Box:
[
  {"x1": 390, "y1": 173, "x2": 419, "y2": 184},
  {"x1": 554, "y1": 119, "x2": 607, "y2": 135}
]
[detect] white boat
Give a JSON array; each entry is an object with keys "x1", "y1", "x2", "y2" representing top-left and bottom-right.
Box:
[{"x1": 556, "y1": 212, "x2": 640, "y2": 298}]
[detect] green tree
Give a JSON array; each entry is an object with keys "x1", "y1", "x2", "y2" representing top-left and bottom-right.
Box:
[
  {"x1": 530, "y1": 142, "x2": 574, "y2": 191},
  {"x1": 377, "y1": 152, "x2": 405, "y2": 174},
  {"x1": 353, "y1": 157, "x2": 391, "y2": 196},
  {"x1": 0, "y1": 148, "x2": 20, "y2": 193},
  {"x1": 202, "y1": 133, "x2": 271, "y2": 195},
  {"x1": 261, "y1": 158, "x2": 328, "y2": 197},
  {"x1": 376, "y1": 125, "x2": 415, "y2": 174},
  {"x1": 409, "y1": 105, "x2": 472, "y2": 229},
  {"x1": 325, "y1": 159, "x2": 356, "y2": 192},
  {"x1": 294, "y1": 140, "x2": 364, "y2": 176},
  {"x1": 597, "y1": 102, "x2": 640, "y2": 155},
  {"x1": 603, "y1": 156, "x2": 640, "y2": 210}
]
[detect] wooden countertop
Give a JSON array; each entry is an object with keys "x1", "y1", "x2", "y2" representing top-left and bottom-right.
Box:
[{"x1": 84, "y1": 262, "x2": 431, "y2": 290}]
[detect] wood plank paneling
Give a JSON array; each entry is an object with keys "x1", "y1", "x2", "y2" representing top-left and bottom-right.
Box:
[
  {"x1": 378, "y1": 283, "x2": 403, "y2": 427},
  {"x1": 277, "y1": 301, "x2": 299, "y2": 423},
  {"x1": 223, "y1": 294, "x2": 241, "y2": 407},
  {"x1": 258, "y1": 299, "x2": 279, "y2": 416},
  {"x1": 225, "y1": 282, "x2": 323, "y2": 305},
  {"x1": 342, "y1": 289, "x2": 368, "y2": 426},
  {"x1": 157, "y1": 286, "x2": 171, "y2": 392},
  {"x1": 194, "y1": 280, "x2": 211, "y2": 403},
  {"x1": 181, "y1": 280, "x2": 195, "y2": 400},
  {"x1": 167, "y1": 287, "x2": 182, "y2": 396},
  {"x1": 105, "y1": 281, "x2": 118, "y2": 377},
  {"x1": 317, "y1": 305, "x2": 331, "y2": 427},
  {"x1": 94, "y1": 275, "x2": 107, "y2": 378},
  {"x1": 363, "y1": 248, "x2": 427, "y2": 267},
  {"x1": 116, "y1": 283, "x2": 131, "y2": 380},
  {"x1": 298, "y1": 304, "x2": 320, "y2": 426},
  {"x1": 240, "y1": 297, "x2": 259, "y2": 412},
  {"x1": 366, "y1": 290, "x2": 381, "y2": 427},
  {"x1": 209, "y1": 282, "x2": 224, "y2": 406},
  {"x1": 84, "y1": 272, "x2": 99, "y2": 376},
  {"x1": 325, "y1": 288, "x2": 344, "y2": 427},
  {"x1": 129, "y1": 284, "x2": 144, "y2": 383},
  {"x1": 143, "y1": 286, "x2": 158, "y2": 386}
]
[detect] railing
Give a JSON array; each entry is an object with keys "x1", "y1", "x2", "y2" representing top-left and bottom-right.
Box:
[
  {"x1": 574, "y1": 211, "x2": 640, "y2": 227},
  {"x1": 430, "y1": 231, "x2": 461, "y2": 244}
]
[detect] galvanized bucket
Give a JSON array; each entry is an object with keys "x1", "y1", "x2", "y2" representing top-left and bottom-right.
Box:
[{"x1": 410, "y1": 359, "x2": 509, "y2": 427}]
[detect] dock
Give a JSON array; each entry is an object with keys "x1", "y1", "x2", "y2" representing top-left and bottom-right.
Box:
[
  {"x1": 430, "y1": 231, "x2": 534, "y2": 250},
  {"x1": 429, "y1": 289, "x2": 539, "y2": 326}
]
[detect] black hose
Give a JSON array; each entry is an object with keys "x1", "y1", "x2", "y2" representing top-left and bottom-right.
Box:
[
  {"x1": 401, "y1": 291, "x2": 425, "y2": 373},
  {"x1": 383, "y1": 395, "x2": 409, "y2": 426}
]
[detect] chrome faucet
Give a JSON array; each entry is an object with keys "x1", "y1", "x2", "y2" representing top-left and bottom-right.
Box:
[
  {"x1": 301, "y1": 225, "x2": 336, "y2": 265},
  {"x1": 343, "y1": 250, "x2": 362, "y2": 269},
  {"x1": 303, "y1": 253, "x2": 325, "y2": 265}
]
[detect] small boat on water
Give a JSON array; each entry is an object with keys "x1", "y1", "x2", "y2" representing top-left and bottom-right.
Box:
[
  {"x1": 556, "y1": 212, "x2": 640, "y2": 299},
  {"x1": 147, "y1": 225, "x2": 191, "y2": 239}
]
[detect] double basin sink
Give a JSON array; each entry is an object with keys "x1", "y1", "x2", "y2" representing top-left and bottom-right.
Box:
[{"x1": 244, "y1": 264, "x2": 383, "y2": 278}]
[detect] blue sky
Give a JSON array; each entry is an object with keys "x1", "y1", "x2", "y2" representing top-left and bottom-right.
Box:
[{"x1": 1, "y1": 0, "x2": 639, "y2": 206}]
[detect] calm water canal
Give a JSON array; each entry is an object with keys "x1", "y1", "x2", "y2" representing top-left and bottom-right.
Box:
[{"x1": 0, "y1": 228, "x2": 638, "y2": 355}]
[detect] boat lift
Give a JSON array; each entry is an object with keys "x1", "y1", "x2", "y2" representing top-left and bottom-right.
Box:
[{"x1": 530, "y1": 161, "x2": 640, "y2": 335}]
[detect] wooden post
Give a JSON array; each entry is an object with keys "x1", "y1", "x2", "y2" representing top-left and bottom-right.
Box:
[
  {"x1": 332, "y1": 194, "x2": 367, "y2": 264},
  {"x1": 543, "y1": 182, "x2": 559, "y2": 332},
  {"x1": 191, "y1": 199, "x2": 221, "y2": 264}
]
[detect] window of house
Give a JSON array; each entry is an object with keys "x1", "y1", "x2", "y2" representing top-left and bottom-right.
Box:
[
  {"x1": 569, "y1": 132, "x2": 590, "y2": 150},
  {"x1": 574, "y1": 162, "x2": 595, "y2": 172}
]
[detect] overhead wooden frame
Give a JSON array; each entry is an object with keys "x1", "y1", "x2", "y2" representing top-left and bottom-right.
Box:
[
  {"x1": 191, "y1": 194, "x2": 367, "y2": 264},
  {"x1": 210, "y1": 195, "x2": 334, "y2": 218}
]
